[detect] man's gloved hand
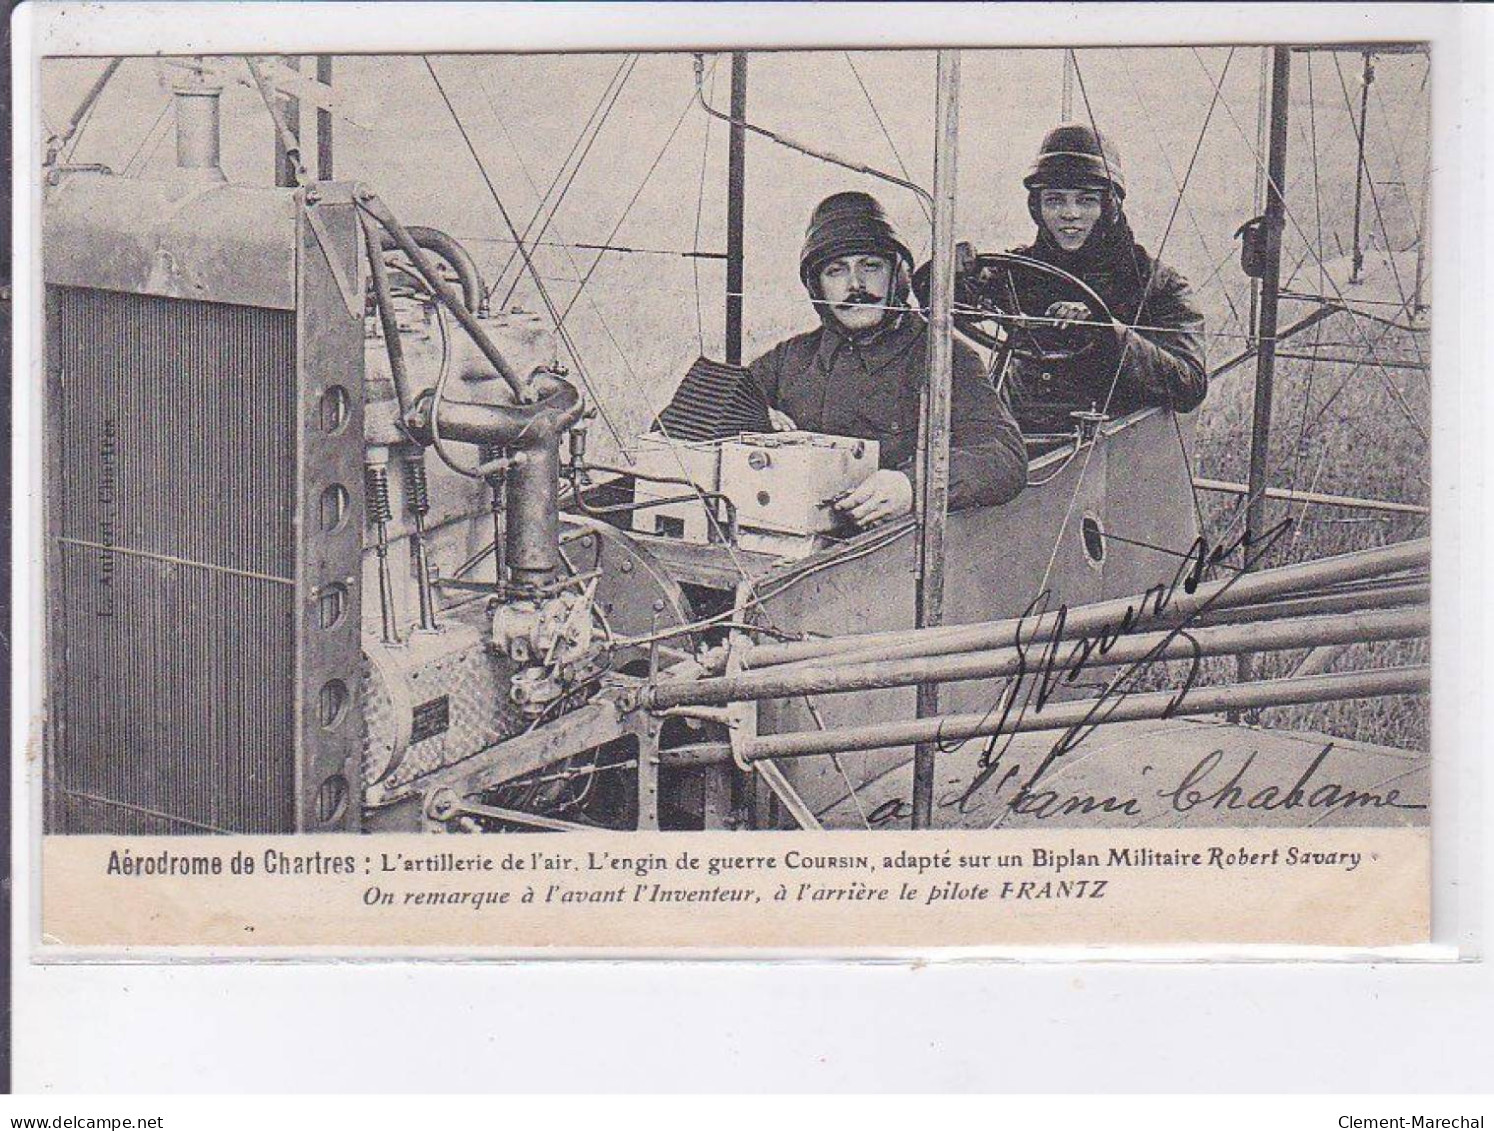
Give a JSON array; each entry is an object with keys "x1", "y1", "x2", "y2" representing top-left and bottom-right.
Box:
[
  {"x1": 832, "y1": 469, "x2": 914, "y2": 528},
  {"x1": 768, "y1": 408, "x2": 797, "y2": 432},
  {"x1": 1045, "y1": 300, "x2": 1093, "y2": 330}
]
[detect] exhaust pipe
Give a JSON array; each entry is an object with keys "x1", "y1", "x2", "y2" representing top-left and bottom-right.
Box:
[{"x1": 405, "y1": 371, "x2": 584, "y2": 590}]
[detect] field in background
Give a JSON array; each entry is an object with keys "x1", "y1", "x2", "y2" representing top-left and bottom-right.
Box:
[{"x1": 1189, "y1": 305, "x2": 1429, "y2": 751}]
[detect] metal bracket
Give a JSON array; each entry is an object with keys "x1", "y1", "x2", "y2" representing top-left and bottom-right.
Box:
[{"x1": 303, "y1": 192, "x2": 362, "y2": 320}]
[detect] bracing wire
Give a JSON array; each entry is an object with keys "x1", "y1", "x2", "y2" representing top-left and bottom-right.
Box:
[
  {"x1": 60, "y1": 86, "x2": 104, "y2": 163},
  {"x1": 49, "y1": 56, "x2": 123, "y2": 163},
  {"x1": 692, "y1": 52, "x2": 934, "y2": 214},
  {"x1": 491, "y1": 55, "x2": 638, "y2": 309},
  {"x1": 843, "y1": 52, "x2": 933, "y2": 232},
  {"x1": 1288, "y1": 435, "x2": 1334, "y2": 559},
  {"x1": 557, "y1": 61, "x2": 716, "y2": 329},
  {"x1": 421, "y1": 55, "x2": 628, "y2": 451},
  {"x1": 490, "y1": 55, "x2": 634, "y2": 296},
  {"x1": 692, "y1": 60, "x2": 717, "y2": 355},
  {"x1": 458, "y1": 235, "x2": 725, "y2": 260},
  {"x1": 1331, "y1": 54, "x2": 1415, "y2": 318},
  {"x1": 1193, "y1": 240, "x2": 1260, "y2": 335},
  {"x1": 1369, "y1": 54, "x2": 1432, "y2": 255},
  {"x1": 1278, "y1": 70, "x2": 1365, "y2": 292},
  {"x1": 121, "y1": 97, "x2": 174, "y2": 177},
  {"x1": 1287, "y1": 55, "x2": 1329, "y2": 510},
  {"x1": 1216, "y1": 310, "x2": 1412, "y2": 549},
  {"x1": 477, "y1": 74, "x2": 654, "y2": 398},
  {"x1": 1109, "y1": 48, "x2": 1244, "y2": 330},
  {"x1": 1330, "y1": 53, "x2": 1429, "y2": 380},
  {"x1": 726, "y1": 289, "x2": 1324, "y2": 344},
  {"x1": 1107, "y1": 47, "x2": 1230, "y2": 548},
  {"x1": 1187, "y1": 48, "x2": 1428, "y2": 445},
  {"x1": 464, "y1": 53, "x2": 794, "y2": 666},
  {"x1": 1274, "y1": 65, "x2": 1370, "y2": 291}
]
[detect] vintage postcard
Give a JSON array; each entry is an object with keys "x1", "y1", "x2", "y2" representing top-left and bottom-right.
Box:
[{"x1": 20, "y1": 7, "x2": 1448, "y2": 954}]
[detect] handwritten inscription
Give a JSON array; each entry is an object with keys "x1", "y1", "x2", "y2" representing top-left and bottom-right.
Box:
[
  {"x1": 1164, "y1": 743, "x2": 1426, "y2": 816},
  {"x1": 860, "y1": 517, "x2": 1424, "y2": 826},
  {"x1": 960, "y1": 517, "x2": 1292, "y2": 778}
]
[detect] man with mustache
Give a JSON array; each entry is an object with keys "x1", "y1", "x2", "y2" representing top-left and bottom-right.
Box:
[
  {"x1": 748, "y1": 191, "x2": 1027, "y2": 528},
  {"x1": 1000, "y1": 125, "x2": 1208, "y2": 435}
]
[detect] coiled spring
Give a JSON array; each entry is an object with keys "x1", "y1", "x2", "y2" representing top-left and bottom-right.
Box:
[
  {"x1": 402, "y1": 452, "x2": 431, "y2": 516},
  {"x1": 365, "y1": 463, "x2": 394, "y2": 525}
]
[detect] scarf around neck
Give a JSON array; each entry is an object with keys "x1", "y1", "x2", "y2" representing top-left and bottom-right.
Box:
[{"x1": 1024, "y1": 209, "x2": 1156, "y2": 325}]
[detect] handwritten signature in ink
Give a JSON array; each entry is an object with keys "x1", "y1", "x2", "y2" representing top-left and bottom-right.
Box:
[{"x1": 926, "y1": 516, "x2": 1296, "y2": 818}]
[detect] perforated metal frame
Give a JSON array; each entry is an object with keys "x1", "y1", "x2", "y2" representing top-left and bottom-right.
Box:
[{"x1": 294, "y1": 182, "x2": 366, "y2": 832}]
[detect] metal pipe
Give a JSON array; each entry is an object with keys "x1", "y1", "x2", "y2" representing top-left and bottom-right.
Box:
[
  {"x1": 693, "y1": 54, "x2": 933, "y2": 210},
  {"x1": 507, "y1": 442, "x2": 563, "y2": 589},
  {"x1": 360, "y1": 211, "x2": 416, "y2": 420},
  {"x1": 316, "y1": 55, "x2": 333, "y2": 180},
  {"x1": 1189, "y1": 581, "x2": 1427, "y2": 627},
  {"x1": 1191, "y1": 476, "x2": 1430, "y2": 516},
  {"x1": 407, "y1": 378, "x2": 582, "y2": 449},
  {"x1": 52, "y1": 57, "x2": 123, "y2": 160},
  {"x1": 738, "y1": 665, "x2": 1430, "y2": 762},
  {"x1": 1291, "y1": 643, "x2": 1352, "y2": 679},
  {"x1": 653, "y1": 607, "x2": 1426, "y2": 710},
  {"x1": 912, "y1": 49, "x2": 961, "y2": 830},
  {"x1": 1288, "y1": 43, "x2": 1425, "y2": 56},
  {"x1": 1273, "y1": 352, "x2": 1428, "y2": 372},
  {"x1": 1060, "y1": 49, "x2": 1076, "y2": 122},
  {"x1": 1413, "y1": 107, "x2": 1431, "y2": 317},
  {"x1": 377, "y1": 226, "x2": 486, "y2": 315},
  {"x1": 725, "y1": 52, "x2": 747, "y2": 365},
  {"x1": 756, "y1": 759, "x2": 824, "y2": 830},
  {"x1": 246, "y1": 56, "x2": 306, "y2": 186},
  {"x1": 756, "y1": 579, "x2": 1430, "y2": 676},
  {"x1": 479, "y1": 445, "x2": 508, "y2": 592},
  {"x1": 658, "y1": 743, "x2": 734, "y2": 768},
  {"x1": 1208, "y1": 303, "x2": 1341, "y2": 383},
  {"x1": 356, "y1": 191, "x2": 530, "y2": 402},
  {"x1": 1239, "y1": 45, "x2": 1292, "y2": 693},
  {"x1": 402, "y1": 450, "x2": 439, "y2": 631},
  {"x1": 364, "y1": 455, "x2": 402, "y2": 646},
  {"x1": 434, "y1": 799, "x2": 594, "y2": 834},
  {"x1": 1248, "y1": 46, "x2": 1270, "y2": 346},
  {"x1": 275, "y1": 57, "x2": 301, "y2": 188},
  {"x1": 171, "y1": 77, "x2": 226, "y2": 180},
  {"x1": 576, "y1": 462, "x2": 738, "y2": 542},
  {"x1": 737, "y1": 537, "x2": 1429, "y2": 671},
  {"x1": 407, "y1": 374, "x2": 584, "y2": 590}
]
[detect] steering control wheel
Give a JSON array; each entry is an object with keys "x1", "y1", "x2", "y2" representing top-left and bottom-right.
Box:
[{"x1": 918, "y1": 250, "x2": 1117, "y2": 372}]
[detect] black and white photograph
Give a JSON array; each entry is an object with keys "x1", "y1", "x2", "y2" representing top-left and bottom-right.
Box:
[{"x1": 36, "y1": 40, "x2": 1432, "y2": 845}]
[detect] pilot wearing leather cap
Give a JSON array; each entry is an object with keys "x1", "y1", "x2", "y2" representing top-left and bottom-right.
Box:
[
  {"x1": 1000, "y1": 125, "x2": 1208, "y2": 436},
  {"x1": 748, "y1": 191, "x2": 1026, "y2": 528}
]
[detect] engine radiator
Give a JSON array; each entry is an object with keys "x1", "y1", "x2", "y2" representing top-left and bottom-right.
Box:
[{"x1": 43, "y1": 174, "x2": 366, "y2": 833}]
